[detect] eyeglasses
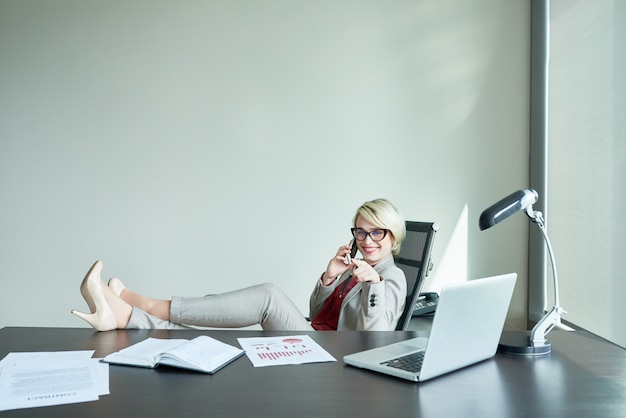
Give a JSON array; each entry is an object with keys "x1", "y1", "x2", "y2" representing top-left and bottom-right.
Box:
[{"x1": 351, "y1": 228, "x2": 389, "y2": 242}]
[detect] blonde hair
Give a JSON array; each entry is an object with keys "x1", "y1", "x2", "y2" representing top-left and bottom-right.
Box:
[{"x1": 352, "y1": 198, "x2": 406, "y2": 256}]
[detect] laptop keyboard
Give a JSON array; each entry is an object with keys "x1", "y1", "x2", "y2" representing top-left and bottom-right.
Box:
[{"x1": 380, "y1": 351, "x2": 425, "y2": 373}]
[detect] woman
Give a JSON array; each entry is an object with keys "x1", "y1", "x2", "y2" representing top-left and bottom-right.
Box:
[{"x1": 71, "y1": 198, "x2": 406, "y2": 331}]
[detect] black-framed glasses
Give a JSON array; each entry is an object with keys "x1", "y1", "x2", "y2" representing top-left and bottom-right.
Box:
[{"x1": 351, "y1": 228, "x2": 389, "y2": 242}]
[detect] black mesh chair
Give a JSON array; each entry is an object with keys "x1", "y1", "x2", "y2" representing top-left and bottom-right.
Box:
[{"x1": 394, "y1": 221, "x2": 439, "y2": 331}]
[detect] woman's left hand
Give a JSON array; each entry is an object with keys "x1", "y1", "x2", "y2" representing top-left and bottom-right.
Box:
[{"x1": 351, "y1": 259, "x2": 381, "y2": 283}]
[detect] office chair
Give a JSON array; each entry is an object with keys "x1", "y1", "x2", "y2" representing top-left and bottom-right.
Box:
[{"x1": 394, "y1": 221, "x2": 439, "y2": 331}]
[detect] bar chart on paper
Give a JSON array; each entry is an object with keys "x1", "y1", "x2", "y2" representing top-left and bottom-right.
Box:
[
  {"x1": 237, "y1": 335, "x2": 336, "y2": 367},
  {"x1": 256, "y1": 338, "x2": 311, "y2": 361}
]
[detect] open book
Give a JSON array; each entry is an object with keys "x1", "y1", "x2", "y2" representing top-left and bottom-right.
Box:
[{"x1": 103, "y1": 336, "x2": 245, "y2": 374}]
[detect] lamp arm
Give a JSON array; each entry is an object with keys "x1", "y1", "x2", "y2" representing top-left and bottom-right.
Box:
[
  {"x1": 530, "y1": 305, "x2": 564, "y2": 347},
  {"x1": 525, "y1": 207, "x2": 566, "y2": 347}
]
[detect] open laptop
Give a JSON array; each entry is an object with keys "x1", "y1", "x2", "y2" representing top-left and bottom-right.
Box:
[{"x1": 344, "y1": 273, "x2": 517, "y2": 382}]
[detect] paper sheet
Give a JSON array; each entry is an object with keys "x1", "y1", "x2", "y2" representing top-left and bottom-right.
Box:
[
  {"x1": 237, "y1": 335, "x2": 336, "y2": 367},
  {"x1": 0, "y1": 351, "x2": 109, "y2": 411}
]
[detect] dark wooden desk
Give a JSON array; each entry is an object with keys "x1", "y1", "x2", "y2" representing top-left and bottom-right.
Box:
[{"x1": 1, "y1": 327, "x2": 624, "y2": 417}]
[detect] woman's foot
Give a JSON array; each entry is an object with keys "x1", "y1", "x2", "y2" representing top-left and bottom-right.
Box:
[{"x1": 71, "y1": 261, "x2": 132, "y2": 331}]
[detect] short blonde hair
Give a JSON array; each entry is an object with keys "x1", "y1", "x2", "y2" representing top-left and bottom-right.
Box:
[{"x1": 352, "y1": 198, "x2": 406, "y2": 256}]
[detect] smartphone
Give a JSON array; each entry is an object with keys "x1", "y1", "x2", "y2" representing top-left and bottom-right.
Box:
[{"x1": 344, "y1": 239, "x2": 358, "y2": 265}]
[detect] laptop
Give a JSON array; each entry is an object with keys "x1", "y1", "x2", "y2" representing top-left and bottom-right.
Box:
[{"x1": 343, "y1": 273, "x2": 517, "y2": 382}]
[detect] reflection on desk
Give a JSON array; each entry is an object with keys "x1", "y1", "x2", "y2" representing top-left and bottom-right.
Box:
[{"x1": 0, "y1": 327, "x2": 624, "y2": 418}]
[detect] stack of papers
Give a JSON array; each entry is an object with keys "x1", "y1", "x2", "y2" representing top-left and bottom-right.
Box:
[{"x1": 0, "y1": 351, "x2": 109, "y2": 411}]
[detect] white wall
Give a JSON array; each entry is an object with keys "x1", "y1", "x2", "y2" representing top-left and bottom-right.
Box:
[{"x1": 0, "y1": 0, "x2": 530, "y2": 328}]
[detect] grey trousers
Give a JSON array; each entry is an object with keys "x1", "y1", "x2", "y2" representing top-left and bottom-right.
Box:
[{"x1": 126, "y1": 283, "x2": 314, "y2": 331}]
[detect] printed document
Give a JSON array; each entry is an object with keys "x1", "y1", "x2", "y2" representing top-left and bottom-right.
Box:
[
  {"x1": 0, "y1": 351, "x2": 108, "y2": 411},
  {"x1": 237, "y1": 335, "x2": 336, "y2": 367}
]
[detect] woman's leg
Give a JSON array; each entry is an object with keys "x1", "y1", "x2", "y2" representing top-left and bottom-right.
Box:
[
  {"x1": 126, "y1": 307, "x2": 192, "y2": 329},
  {"x1": 113, "y1": 279, "x2": 313, "y2": 331},
  {"x1": 109, "y1": 278, "x2": 187, "y2": 329},
  {"x1": 170, "y1": 283, "x2": 314, "y2": 331},
  {"x1": 112, "y1": 281, "x2": 171, "y2": 321}
]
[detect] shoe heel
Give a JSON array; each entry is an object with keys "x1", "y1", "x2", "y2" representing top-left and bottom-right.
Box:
[{"x1": 71, "y1": 309, "x2": 115, "y2": 331}]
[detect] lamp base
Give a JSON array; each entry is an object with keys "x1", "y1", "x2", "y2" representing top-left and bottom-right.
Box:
[{"x1": 498, "y1": 330, "x2": 551, "y2": 356}]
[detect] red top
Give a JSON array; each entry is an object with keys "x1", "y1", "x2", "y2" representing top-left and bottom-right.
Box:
[{"x1": 311, "y1": 275, "x2": 357, "y2": 330}]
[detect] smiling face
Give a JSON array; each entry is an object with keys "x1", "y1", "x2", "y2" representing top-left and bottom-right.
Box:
[{"x1": 354, "y1": 215, "x2": 394, "y2": 266}]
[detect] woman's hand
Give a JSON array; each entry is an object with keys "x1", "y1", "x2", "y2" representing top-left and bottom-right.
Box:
[
  {"x1": 321, "y1": 243, "x2": 353, "y2": 286},
  {"x1": 351, "y1": 259, "x2": 381, "y2": 283}
]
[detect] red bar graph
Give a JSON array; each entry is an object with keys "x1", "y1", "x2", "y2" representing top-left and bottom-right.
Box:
[
  {"x1": 258, "y1": 349, "x2": 312, "y2": 361},
  {"x1": 253, "y1": 338, "x2": 313, "y2": 362}
]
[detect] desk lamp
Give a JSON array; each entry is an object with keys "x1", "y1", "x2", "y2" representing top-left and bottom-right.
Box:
[{"x1": 479, "y1": 189, "x2": 565, "y2": 356}]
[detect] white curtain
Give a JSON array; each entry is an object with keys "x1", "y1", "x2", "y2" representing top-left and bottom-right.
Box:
[{"x1": 548, "y1": 0, "x2": 625, "y2": 347}]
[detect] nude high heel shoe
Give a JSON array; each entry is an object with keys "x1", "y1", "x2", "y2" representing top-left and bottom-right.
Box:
[
  {"x1": 79, "y1": 261, "x2": 99, "y2": 313},
  {"x1": 71, "y1": 260, "x2": 117, "y2": 331}
]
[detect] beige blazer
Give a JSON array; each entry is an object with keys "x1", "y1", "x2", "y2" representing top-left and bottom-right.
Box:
[{"x1": 308, "y1": 254, "x2": 406, "y2": 331}]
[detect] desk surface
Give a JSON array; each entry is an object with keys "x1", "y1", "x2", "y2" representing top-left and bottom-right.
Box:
[{"x1": 1, "y1": 327, "x2": 625, "y2": 418}]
